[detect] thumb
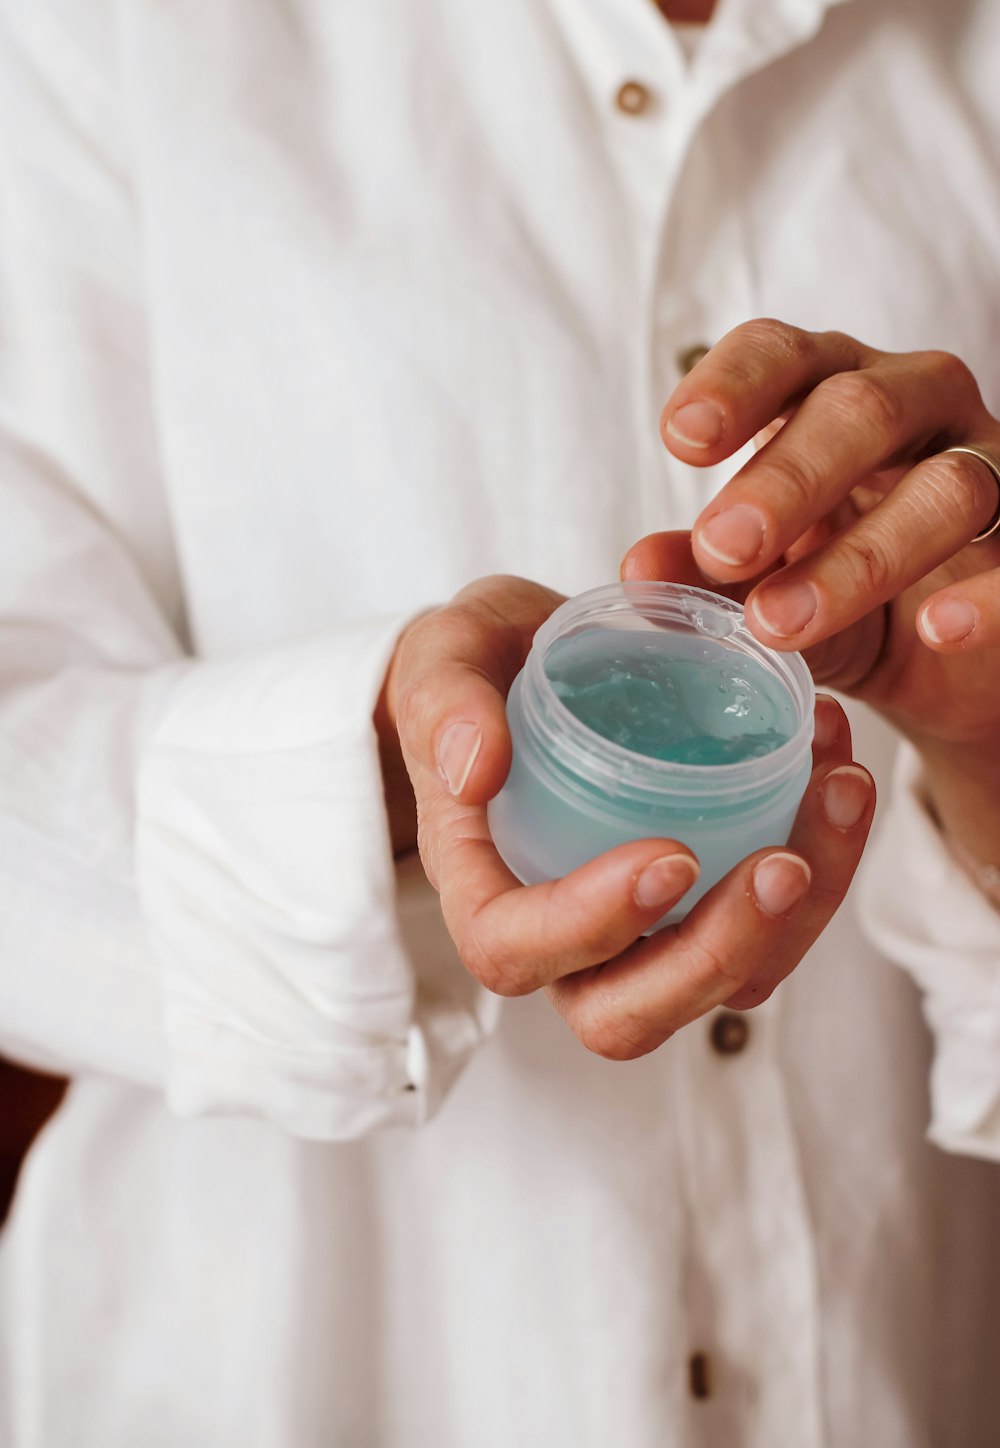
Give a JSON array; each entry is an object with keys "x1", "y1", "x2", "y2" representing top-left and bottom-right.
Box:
[{"x1": 390, "y1": 575, "x2": 565, "y2": 806}]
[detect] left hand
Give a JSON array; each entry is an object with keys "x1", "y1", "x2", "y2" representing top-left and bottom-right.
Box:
[
  {"x1": 623, "y1": 319, "x2": 1000, "y2": 863},
  {"x1": 386, "y1": 574, "x2": 875, "y2": 1054}
]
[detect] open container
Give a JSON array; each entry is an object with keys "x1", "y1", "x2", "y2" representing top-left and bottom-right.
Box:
[{"x1": 487, "y1": 581, "x2": 815, "y2": 927}]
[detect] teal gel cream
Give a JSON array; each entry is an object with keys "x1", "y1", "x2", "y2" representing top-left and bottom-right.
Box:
[{"x1": 487, "y1": 582, "x2": 815, "y2": 927}]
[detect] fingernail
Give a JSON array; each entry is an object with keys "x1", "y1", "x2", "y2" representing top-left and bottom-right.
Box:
[
  {"x1": 920, "y1": 596, "x2": 979, "y2": 645},
  {"x1": 437, "y1": 720, "x2": 482, "y2": 796},
  {"x1": 697, "y1": 504, "x2": 767, "y2": 567},
  {"x1": 751, "y1": 581, "x2": 819, "y2": 638},
  {"x1": 752, "y1": 852, "x2": 811, "y2": 917},
  {"x1": 665, "y1": 401, "x2": 726, "y2": 449},
  {"x1": 635, "y1": 853, "x2": 700, "y2": 910},
  {"x1": 812, "y1": 693, "x2": 841, "y2": 751},
  {"x1": 820, "y1": 764, "x2": 873, "y2": 830}
]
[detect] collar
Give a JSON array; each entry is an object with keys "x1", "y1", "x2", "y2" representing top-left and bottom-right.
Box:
[{"x1": 693, "y1": 0, "x2": 869, "y2": 102}]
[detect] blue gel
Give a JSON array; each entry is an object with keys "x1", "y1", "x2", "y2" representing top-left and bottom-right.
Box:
[
  {"x1": 545, "y1": 629, "x2": 794, "y2": 766},
  {"x1": 487, "y1": 583, "x2": 814, "y2": 928}
]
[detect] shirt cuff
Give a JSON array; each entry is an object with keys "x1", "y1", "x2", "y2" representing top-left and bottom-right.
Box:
[
  {"x1": 135, "y1": 617, "x2": 488, "y2": 1140},
  {"x1": 857, "y1": 743, "x2": 1000, "y2": 1161}
]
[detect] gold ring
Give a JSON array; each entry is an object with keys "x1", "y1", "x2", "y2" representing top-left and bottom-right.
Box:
[{"x1": 942, "y1": 445, "x2": 1000, "y2": 542}]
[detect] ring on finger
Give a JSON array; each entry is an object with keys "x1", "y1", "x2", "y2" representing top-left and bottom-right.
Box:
[{"x1": 941, "y1": 444, "x2": 1000, "y2": 542}]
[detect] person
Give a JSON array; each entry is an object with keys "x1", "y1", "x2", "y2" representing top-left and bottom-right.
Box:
[{"x1": 0, "y1": 0, "x2": 999, "y2": 1444}]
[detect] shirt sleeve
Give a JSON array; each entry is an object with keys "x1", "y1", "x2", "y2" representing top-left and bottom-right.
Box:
[
  {"x1": 857, "y1": 743, "x2": 1000, "y2": 1162},
  {"x1": 0, "y1": 0, "x2": 492, "y2": 1139}
]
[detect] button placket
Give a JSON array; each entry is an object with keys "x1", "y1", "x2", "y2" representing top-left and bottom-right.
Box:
[
  {"x1": 668, "y1": 993, "x2": 826, "y2": 1442},
  {"x1": 651, "y1": 113, "x2": 765, "y2": 530},
  {"x1": 544, "y1": 0, "x2": 708, "y2": 545},
  {"x1": 572, "y1": 10, "x2": 829, "y2": 1434},
  {"x1": 610, "y1": 84, "x2": 707, "y2": 540}
]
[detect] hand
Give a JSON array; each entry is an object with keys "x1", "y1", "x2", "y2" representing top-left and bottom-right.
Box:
[
  {"x1": 378, "y1": 574, "x2": 875, "y2": 1058},
  {"x1": 626, "y1": 319, "x2": 1000, "y2": 870}
]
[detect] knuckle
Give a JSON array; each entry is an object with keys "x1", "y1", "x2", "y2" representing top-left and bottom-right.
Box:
[
  {"x1": 923, "y1": 349, "x2": 980, "y2": 398},
  {"x1": 820, "y1": 371, "x2": 907, "y2": 440},
  {"x1": 757, "y1": 451, "x2": 820, "y2": 515},
  {"x1": 817, "y1": 328, "x2": 857, "y2": 357},
  {"x1": 743, "y1": 318, "x2": 817, "y2": 367},
  {"x1": 395, "y1": 604, "x2": 443, "y2": 668},
  {"x1": 544, "y1": 886, "x2": 624, "y2": 966},
  {"x1": 461, "y1": 929, "x2": 532, "y2": 999},
  {"x1": 441, "y1": 599, "x2": 498, "y2": 649},
  {"x1": 924, "y1": 453, "x2": 998, "y2": 526},
  {"x1": 446, "y1": 595, "x2": 526, "y2": 678},
  {"x1": 683, "y1": 929, "x2": 752, "y2": 993},
  {"x1": 807, "y1": 876, "x2": 849, "y2": 915},
  {"x1": 453, "y1": 574, "x2": 561, "y2": 631},
  {"x1": 839, "y1": 528, "x2": 893, "y2": 595}
]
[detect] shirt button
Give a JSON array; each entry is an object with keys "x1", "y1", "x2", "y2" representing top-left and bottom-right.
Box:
[
  {"x1": 688, "y1": 1351, "x2": 713, "y2": 1400},
  {"x1": 710, "y1": 1012, "x2": 749, "y2": 1056},
  {"x1": 615, "y1": 79, "x2": 653, "y2": 116},
  {"x1": 677, "y1": 342, "x2": 711, "y2": 375}
]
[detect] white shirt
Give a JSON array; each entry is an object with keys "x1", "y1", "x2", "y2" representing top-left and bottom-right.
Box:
[{"x1": 1, "y1": 0, "x2": 1000, "y2": 1444}]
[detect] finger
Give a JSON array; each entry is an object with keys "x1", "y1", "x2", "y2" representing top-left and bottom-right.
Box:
[
  {"x1": 783, "y1": 481, "x2": 874, "y2": 567},
  {"x1": 753, "y1": 412, "x2": 792, "y2": 450},
  {"x1": 690, "y1": 353, "x2": 984, "y2": 582},
  {"x1": 722, "y1": 759, "x2": 875, "y2": 1008},
  {"x1": 620, "y1": 532, "x2": 883, "y2": 701},
  {"x1": 848, "y1": 463, "x2": 910, "y2": 518},
  {"x1": 392, "y1": 575, "x2": 564, "y2": 807},
  {"x1": 660, "y1": 319, "x2": 867, "y2": 459},
  {"x1": 619, "y1": 534, "x2": 854, "y2": 757},
  {"x1": 622, "y1": 529, "x2": 731, "y2": 590},
  {"x1": 546, "y1": 846, "x2": 812, "y2": 1058},
  {"x1": 620, "y1": 529, "x2": 778, "y2": 604},
  {"x1": 781, "y1": 517, "x2": 834, "y2": 564},
  {"x1": 919, "y1": 569, "x2": 1000, "y2": 652},
  {"x1": 811, "y1": 692, "x2": 852, "y2": 768},
  {"x1": 547, "y1": 756, "x2": 874, "y2": 1058},
  {"x1": 430, "y1": 795, "x2": 701, "y2": 996},
  {"x1": 743, "y1": 450, "x2": 1000, "y2": 649}
]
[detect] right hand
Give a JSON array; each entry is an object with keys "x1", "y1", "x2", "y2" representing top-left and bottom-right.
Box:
[{"x1": 379, "y1": 574, "x2": 875, "y2": 1060}]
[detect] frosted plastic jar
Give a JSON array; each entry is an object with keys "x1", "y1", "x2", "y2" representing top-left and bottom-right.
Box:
[{"x1": 487, "y1": 582, "x2": 815, "y2": 926}]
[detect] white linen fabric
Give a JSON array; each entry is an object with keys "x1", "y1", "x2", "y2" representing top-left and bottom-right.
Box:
[{"x1": 1, "y1": 0, "x2": 1000, "y2": 1444}]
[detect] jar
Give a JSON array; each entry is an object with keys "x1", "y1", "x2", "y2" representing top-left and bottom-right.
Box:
[{"x1": 487, "y1": 581, "x2": 815, "y2": 927}]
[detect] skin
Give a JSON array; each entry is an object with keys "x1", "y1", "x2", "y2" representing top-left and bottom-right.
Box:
[
  {"x1": 377, "y1": 312, "x2": 1000, "y2": 1064},
  {"x1": 373, "y1": 8, "x2": 1000, "y2": 1057},
  {"x1": 628, "y1": 318, "x2": 1000, "y2": 874},
  {"x1": 657, "y1": 1, "x2": 716, "y2": 20},
  {"x1": 377, "y1": 578, "x2": 875, "y2": 1060}
]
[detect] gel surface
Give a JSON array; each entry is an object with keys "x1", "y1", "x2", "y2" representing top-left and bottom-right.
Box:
[{"x1": 544, "y1": 627, "x2": 794, "y2": 766}]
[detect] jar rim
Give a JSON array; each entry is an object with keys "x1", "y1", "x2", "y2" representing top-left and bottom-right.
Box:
[{"x1": 520, "y1": 581, "x2": 815, "y2": 806}]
